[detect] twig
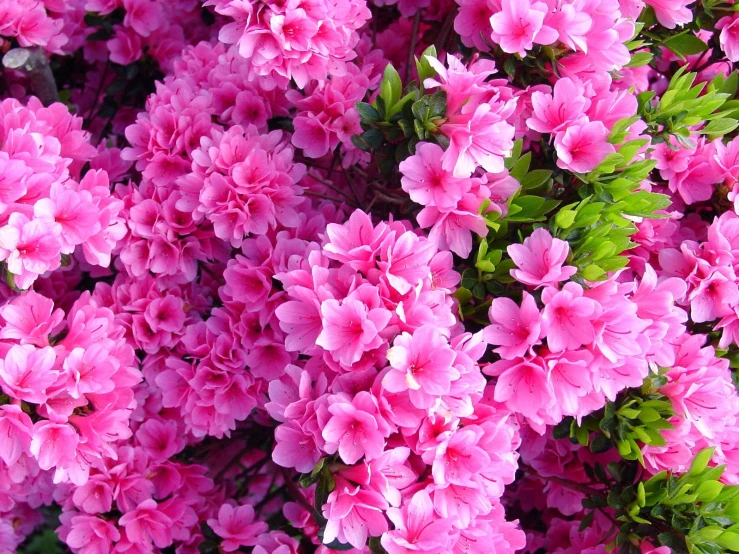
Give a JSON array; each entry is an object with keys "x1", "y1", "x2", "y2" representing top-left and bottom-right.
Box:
[
  {"x1": 307, "y1": 172, "x2": 354, "y2": 200},
  {"x1": 213, "y1": 443, "x2": 251, "y2": 481},
  {"x1": 86, "y1": 60, "x2": 110, "y2": 122},
  {"x1": 405, "y1": 11, "x2": 422, "y2": 83},
  {"x1": 434, "y1": 8, "x2": 458, "y2": 56},
  {"x1": 280, "y1": 467, "x2": 317, "y2": 516},
  {"x1": 303, "y1": 190, "x2": 358, "y2": 207}
]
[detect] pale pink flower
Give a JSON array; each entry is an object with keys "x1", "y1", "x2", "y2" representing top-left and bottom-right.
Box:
[
  {"x1": 507, "y1": 228, "x2": 577, "y2": 288},
  {"x1": 439, "y1": 102, "x2": 516, "y2": 178},
  {"x1": 527, "y1": 78, "x2": 590, "y2": 134},
  {"x1": 0, "y1": 290, "x2": 64, "y2": 346},
  {"x1": 0, "y1": 404, "x2": 33, "y2": 466},
  {"x1": 30, "y1": 420, "x2": 79, "y2": 471},
  {"x1": 488, "y1": 356, "x2": 554, "y2": 420},
  {"x1": 65, "y1": 515, "x2": 120, "y2": 554}
]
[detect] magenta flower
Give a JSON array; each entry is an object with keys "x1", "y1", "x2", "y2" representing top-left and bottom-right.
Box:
[
  {"x1": 483, "y1": 292, "x2": 543, "y2": 359},
  {"x1": 0, "y1": 405, "x2": 33, "y2": 466},
  {"x1": 507, "y1": 228, "x2": 577, "y2": 288},
  {"x1": 118, "y1": 499, "x2": 173, "y2": 549},
  {"x1": 381, "y1": 490, "x2": 453, "y2": 554},
  {"x1": 527, "y1": 78, "x2": 590, "y2": 134},
  {"x1": 316, "y1": 298, "x2": 391, "y2": 367},
  {"x1": 322, "y1": 392, "x2": 389, "y2": 464},
  {"x1": 65, "y1": 515, "x2": 120, "y2": 554},
  {"x1": 0, "y1": 290, "x2": 64, "y2": 347},
  {"x1": 207, "y1": 504, "x2": 268, "y2": 552},
  {"x1": 541, "y1": 283, "x2": 601, "y2": 352},
  {"x1": 383, "y1": 325, "x2": 459, "y2": 409}
]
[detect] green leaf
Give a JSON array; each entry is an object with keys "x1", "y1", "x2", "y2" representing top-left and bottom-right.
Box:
[
  {"x1": 717, "y1": 531, "x2": 739, "y2": 551},
  {"x1": 520, "y1": 169, "x2": 552, "y2": 190},
  {"x1": 689, "y1": 448, "x2": 716, "y2": 476},
  {"x1": 625, "y1": 51, "x2": 653, "y2": 68},
  {"x1": 700, "y1": 118, "x2": 739, "y2": 136},
  {"x1": 380, "y1": 64, "x2": 403, "y2": 110},
  {"x1": 695, "y1": 480, "x2": 724, "y2": 503},
  {"x1": 663, "y1": 34, "x2": 709, "y2": 60},
  {"x1": 356, "y1": 102, "x2": 381, "y2": 122},
  {"x1": 415, "y1": 46, "x2": 438, "y2": 87}
]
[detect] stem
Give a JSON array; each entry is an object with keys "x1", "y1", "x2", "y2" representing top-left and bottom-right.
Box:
[
  {"x1": 434, "y1": 8, "x2": 458, "y2": 55},
  {"x1": 86, "y1": 60, "x2": 110, "y2": 122},
  {"x1": 213, "y1": 443, "x2": 251, "y2": 481},
  {"x1": 303, "y1": 190, "x2": 358, "y2": 207},
  {"x1": 521, "y1": 462, "x2": 604, "y2": 497},
  {"x1": 307, "y1": 172, "x2": 354, "y2": 200},
  {"x1": 405, "y1": 11, "x2": 422, "y2": 83},
  {"x1": 3, "y1": 47, "x2": 59, "y2": 106},
  {"x1": 280, "y1": 467, "x2": 318, "y2": 516}
]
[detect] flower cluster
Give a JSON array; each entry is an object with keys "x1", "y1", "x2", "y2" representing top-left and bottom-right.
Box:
[
  {"x1": 0, "y1": 98, "x2": 125, "y2": 289},
  {"x1": 3, "y1": 0, "x2": 739, "y2": 552}
]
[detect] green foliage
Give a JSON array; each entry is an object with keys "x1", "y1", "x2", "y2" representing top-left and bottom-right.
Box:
[
  {"x1": 353, "y1": 46, "x2": 450, "y2": 174},
  {"x1": 553, "y1": 374, "x2": 674, "y2": 465},
  {"x1": 639, "y1": 69, "x2": 739, "y2": 145},
  {"x1": 616, "y1": 451, "x2": 739, "y2": 554}
]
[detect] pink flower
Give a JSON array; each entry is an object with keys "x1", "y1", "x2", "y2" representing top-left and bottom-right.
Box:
[
  {"x1": 0, "y1": 213, "x2": 62, "y2": 290},
  {"x1": 0, "y1": 404, "x2": 33, "y2": 466},
  {"x1": 541, "y1": 283, "x2": 601, "y2": 352},
  {"x1": 483, "y1": 292, "x2": 543, "y2": 359},
  {"x1": 717, "y1": 15, "x2": 739, "y2": 63},
  {"x1": 322, "y1": 392, "x2": 390, "y2": 464},
  {"x1": 270, "y1": 9, "x2": 318, "y2": 51},
  {"x1": 527, "y1": 78, "x2": 590, "y2": 134},
  {"x1": 428, "y1": 426, "x2": 491, "y2": 486},
  {"x1": 118, "y1": 499, "x2": 173, "y2": 549},
  {"x1": 207, "y1": 504, "x2": 268, "y2": 552},
  {"x1": 490, "y1": 0, "x2": 557, "y2": 56},
  {"x1": 107, "y1": 25, "x2": 142, "y2": 65},
  {"x1": 0, "y1": 290, "x2": 64, "y2": 347},
  {"x1": 507, "y1": 228, "x2": 577, "y2": 288},
  {"x1": 65, "y1": 515, "x2": 120, "y2": 554},
  {"x1": 135, "y1": 419, "x2": 185, "y2": 460},
  {"x1": 439, "y1": 102, "x2": 516, "y2": 178},
  {"x1": 30, "y1": 420, "x2": 79, "y2": 471},
  {"x1": 316, "y1": 298, "x2": 391, "y2": 366},
  {"x1": 0, "y1": 344, "x2": 58, "y2": 403},
  {"x1": 383, "y1": 325, "x2": 460, "y2": 409},
  {"x1": 122, "y1": 0, "x2": 162, "y2": 36},
  {"x1": 399, "y1": 143, "x2": 471, "y2": 210},
  {"x1": 487, "y1": 356, "x2": 554, "y2": 420},
  {"x1": 381, "y1": 490, "x2": 453, "y2": 554},
  {"x1": 322, "y1": 477, "x2": 389, "y2": 549},
  {"x1": 645, "y1": 0, "x2": 693, "y2": 29},
  {"x1": 554, "y1": 121, "x2": 615, "y2": 174}
]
